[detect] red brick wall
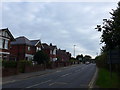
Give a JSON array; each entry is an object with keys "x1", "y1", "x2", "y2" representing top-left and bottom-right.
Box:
[
  {"x1": 10, "y1": 45, "x2": 26, "y2": 60},
  {"x1": 10, "y1": 45, "x2": 39, "y2": 60}
]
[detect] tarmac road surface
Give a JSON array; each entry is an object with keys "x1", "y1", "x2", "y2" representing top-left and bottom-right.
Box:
[{"x1": 2, "y1": 63, "x2": 96, "y2": 88}]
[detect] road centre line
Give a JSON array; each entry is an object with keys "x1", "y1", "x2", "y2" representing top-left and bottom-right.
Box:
[
  {"x1": 26, "y1": 80, "x2": 51, "y2": 88},
  {"x1": 56, "y1": 70, "x2": 61, "y2": 72},
  {"x1": 60, "y1": 73, "x2": 71, "y2": 77},
  {"x1": 49, "y1": 82, "x2": 56, "y2": 86}
]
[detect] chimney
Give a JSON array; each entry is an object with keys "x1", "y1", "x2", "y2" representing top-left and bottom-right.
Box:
[{"x1": 50, "y1": 43, "x2": 52, "y2": 46}]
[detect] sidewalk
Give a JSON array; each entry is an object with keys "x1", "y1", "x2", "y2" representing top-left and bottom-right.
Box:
[{"x1": 2, "y1": 64, "x2": 79, "y2": 84}]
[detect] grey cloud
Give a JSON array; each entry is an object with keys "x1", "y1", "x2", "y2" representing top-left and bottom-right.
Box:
[{"x1": 2, "y1": 2, "x2": 117, "y2": 58}]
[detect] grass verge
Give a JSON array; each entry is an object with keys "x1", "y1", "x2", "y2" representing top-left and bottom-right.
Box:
[{"x1": 95, "y1": 68, "x2": 120, "y2": 88}]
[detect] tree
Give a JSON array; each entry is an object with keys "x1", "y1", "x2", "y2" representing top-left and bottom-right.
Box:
[
  {"x1": 33, "y1": 50, "x2": 49, "y2": 64},
  {"x1": 95, "y1": 2, "x2": 120, "y2": 51},
  {"x1": 76, "y1": 54, "x2": 83, "y2": 61},
  {"x1": 84, "y1": 55, "x2": 92, "y2": 61}
]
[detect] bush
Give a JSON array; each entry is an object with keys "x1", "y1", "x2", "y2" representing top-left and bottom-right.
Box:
[
  {"x1": 95, "y1": 52, "x2": 109, "y2": 69},
  {"x1": 2, "y1": 60, "x2": 17, "y2": 68},
  {"x1": 18, "y1": 60, "x2": 32, "y2": 73},
  {"x1": 33, "y1": 50, "x2": 50, "y2": 64}
]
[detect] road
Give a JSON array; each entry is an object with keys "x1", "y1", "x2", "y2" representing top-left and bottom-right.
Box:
[{"x1": 2, "y1": 63, "x2": 96, "y2": 88}]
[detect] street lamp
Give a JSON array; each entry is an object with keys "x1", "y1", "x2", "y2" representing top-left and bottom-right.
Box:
[{"x1": 74, "y1": 45, "x2": 76, "y2": 58}]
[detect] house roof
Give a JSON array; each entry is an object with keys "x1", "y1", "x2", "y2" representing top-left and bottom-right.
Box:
[
  {"x1": 42, "y1": 43, "x2": 50, "y2": 49},
  {"x1": 0, "y1": 28, "x2": 14, "y2": 40},
  {"x1": 42, "y1": 43, "x2": 57, "y2": 50},
  {"x1": 30, "y1": 40, "x2": 40, "y2": 46},
  {"x1": 11, "y1": 36, "x2": 31, "y2": 45},
  {"x1": 11, "y1": 36, "x2": 41, "y2": 46}
]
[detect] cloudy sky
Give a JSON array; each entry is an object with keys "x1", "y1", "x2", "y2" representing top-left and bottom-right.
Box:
[{"x1": 1, "y1": 0, "x2": 118, "y2": 58}]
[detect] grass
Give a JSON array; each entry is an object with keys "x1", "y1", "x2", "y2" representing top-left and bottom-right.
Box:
[{"x1": 96, "y1": 68, "x2": 120, "y2": 88}]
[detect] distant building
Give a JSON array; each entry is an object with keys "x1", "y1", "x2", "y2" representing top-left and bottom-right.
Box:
[
  {"x1": 57, "y1": 49, "x2": 71, "y2": 62},
  {"x1": 10, "y1": 36, "x2": 42, "y2": 60},
  {"x1": 42, "y1": 43, "x2": 57, "y2": 61},
  {"x1": 0, "y1": 28, "x2": 14, "y2": 60}
]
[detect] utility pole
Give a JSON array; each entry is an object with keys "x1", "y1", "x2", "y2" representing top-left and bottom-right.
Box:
[{"x1": 74, "y1": 45, "x2": 76, "y2": 58}]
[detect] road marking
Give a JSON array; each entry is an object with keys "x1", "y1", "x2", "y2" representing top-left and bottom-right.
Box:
[
  {"x1": 49, "y1": 82, "x2": 68, "y2": 86},
  {"x1": 26, "y1": 80, "x2": 51, "y2": 88},
  {"x1": 60, "y1": 73, "x2": 71, "y2": 77},
  {"x1": 56, "y1": 82, "x2": 68, "y2": 85},
  {"x1": 3, "y1": 80, "x2": 16, "y2": 84},
  {"x1": 56, "y1": 70, "x2": 61, "y2": 72},
  {"x1": 89, "y1": 67, "x2": 98, "y2": 88},
  {"x1": 75, "y1": 70, "x2": 80, "y2": 72},
  {"x1": 49, "y1": 82, "x2": 56, "y2": 86}
]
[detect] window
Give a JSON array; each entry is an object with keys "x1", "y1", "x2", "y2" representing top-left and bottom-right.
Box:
[
  {"x1": 1, "y1": 39, "x2": 8, "y2": 49},
  {"x1": 5, "y1": 40, "x2": 8, "y2": 49},
  {"x1": 2, "y1": 31, "x2": 6, "y2": 37},
  {"x1": 2, "y1": 39, "x2": 5, "y2": 49},
  {"x1": 0, "y1": 38, "x2": 2, "y2": 49},
  {"x1": 50, "y1": 50, "x2": 52, "y2": 54},
  {"x1": 0, "y1": 31, "x2": 2, "y2": 36},
  {"x1": 53, "y1": 49, "x2": 56, "y2": 55},
  {"x1": 36, "y1": 47, "x2": 41, "y2": 52},
  {"x1": 28, "y1": 46, "x2": 30, "y2": 51}
]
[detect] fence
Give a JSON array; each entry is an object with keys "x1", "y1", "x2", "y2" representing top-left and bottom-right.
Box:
[{"x1": 2, "y1": 61, "x2": 80, "y2": 77}]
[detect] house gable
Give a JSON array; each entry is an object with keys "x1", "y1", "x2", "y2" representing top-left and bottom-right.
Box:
[{"x1": 0, "y1": 28, "x2": 14, "y2": 40}]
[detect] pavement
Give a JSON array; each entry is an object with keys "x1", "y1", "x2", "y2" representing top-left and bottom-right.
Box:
[{"x1": 2, "y1": 63, "x2": 98, "y2": 88}]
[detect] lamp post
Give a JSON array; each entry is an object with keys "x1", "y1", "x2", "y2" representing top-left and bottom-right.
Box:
[{"x1": 74, "y1": 45, "x2": 76, "y2": 58}]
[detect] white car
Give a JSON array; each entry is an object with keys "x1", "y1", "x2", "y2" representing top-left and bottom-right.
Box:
[{"x1": 85, "y1": 61, "x2": 90, "y2": 64}]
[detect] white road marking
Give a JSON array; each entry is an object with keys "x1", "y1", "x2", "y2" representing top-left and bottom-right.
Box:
[
  {"x1": 60, "y1": 73, "x2": 71, "y2": 77},
  {"x1": 49, "y1": 82, "x2": 56, "y2": 86},
  {"x1": 26, "y1": 80, "x2": 51, "y2": 88},
  {"x1": 75, "y1": 70, "x2": 80, "y2": 72},
  {"x1": 56, "y1": 70, "x2": 61, "y2": 72},
  {"x1": 49, "y1": 82, "x2": 68, "y2": 86},
  {"x1": 3, "y1": 80, "x2": 16, "y2": 84}
]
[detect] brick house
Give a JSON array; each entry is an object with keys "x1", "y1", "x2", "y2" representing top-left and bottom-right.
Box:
[
  {"x1": 42, "y1": 43, "x2": 57, "y2": 62},
  {"x1": 0, "y1": 28, "x2": 14, "y2": 60},
  {"x1": 57, "y1": 49, "x2": 71, "y2": 62},
  {"x1": 10, "y1": 36, "x2": 42, "y2": 61}
]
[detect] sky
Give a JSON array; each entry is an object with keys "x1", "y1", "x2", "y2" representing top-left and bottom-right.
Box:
[{"x1": 1, "y1": 0, "x2": 118, "y2": 58}]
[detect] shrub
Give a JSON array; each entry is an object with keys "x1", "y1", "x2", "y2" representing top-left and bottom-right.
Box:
[
  {"x1": 33, "y1": 50, "x2": 50, "y2": 64},
  {"x1": 18, "y1": 60, "x2": 32, "y2": 73},
  {"x1": 95, "y1": 52, "x2": 109, "y2": 69},
  {"x1": 2, "y1": 60, "x2": 17, "y2": 68}
]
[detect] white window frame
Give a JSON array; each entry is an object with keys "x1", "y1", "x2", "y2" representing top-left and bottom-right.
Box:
[
  {"x1": 53, "y1": 49, "x2": 56, "y2": 55},
  {"x1": 50, "y1": 50, "x2": 52, "y2": 54},
  {"x1": 0, "y1": 31, "x2": 2, "y2": 36},
  {"x1": 28, "y1": 46, "x2": 30, "y2": 51},
  {"x1": 5, "y1": 40, "x2": 8, "y2": 49},
  {"x1": 0, "y1": 38, "x2": 2, "y2": 49}
]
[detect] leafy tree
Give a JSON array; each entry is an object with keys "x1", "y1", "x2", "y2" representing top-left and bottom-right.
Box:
[
  {"x1": 95, "y1": 2, "x2": 120, "y2": 51},
  {"x1": 70, "y1": 57, "x2": 76, "y2": 60},
  {"x1": 33, "y1": 50, "x2": 49, "y2": 64},
  {"x1": 76, "y1": 54, "x2": 83, "y2": 61},
  {"x1": 84, "y1": 55, "x2": 92, "y2": 61}
]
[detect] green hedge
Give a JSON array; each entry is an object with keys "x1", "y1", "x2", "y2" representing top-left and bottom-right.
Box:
[
  {"x1": 95, "y1": 52, "x2": 109, "y2": 69},
  {"x1": 18, "y1": 60, "x2": 32, "y2": 73},
  {"x1": 2, "y1": 60, "x2": 17, "y2": 68},
  {"x1": 95, "y1": 52, "x2": 120, "y2": 75},
  {"x1": 2, "y1": 60, "x2": 33, "y2": 73}
]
